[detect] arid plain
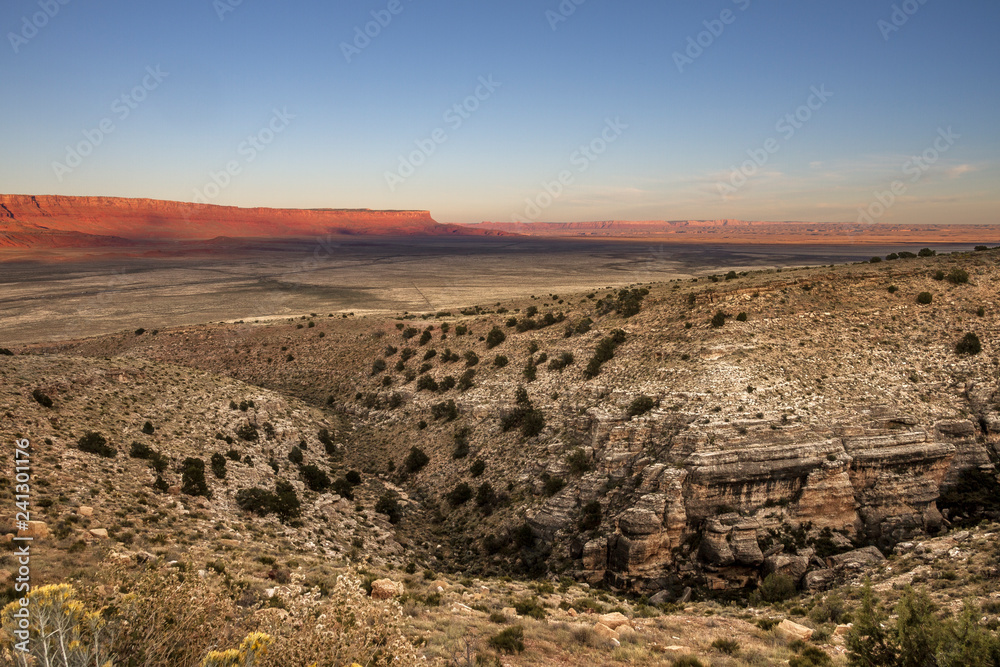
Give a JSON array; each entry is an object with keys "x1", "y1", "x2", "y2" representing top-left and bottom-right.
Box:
[{"x1": 1, "y1": 237, "x2": 989, "y2": 345}]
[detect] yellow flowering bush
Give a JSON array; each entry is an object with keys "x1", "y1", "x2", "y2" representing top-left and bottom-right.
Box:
[{"x1": 0, "y1": 583, "x2": 112, "y2": 667}]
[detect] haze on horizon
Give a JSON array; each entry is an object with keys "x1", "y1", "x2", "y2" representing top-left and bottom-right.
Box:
[{"x1": 1, "y1": 0, "x2": 998, "y2": 226}]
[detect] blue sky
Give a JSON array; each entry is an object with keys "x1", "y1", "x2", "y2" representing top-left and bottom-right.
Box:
[{"x1": 1, "y1": 0, "x2": 998, "y2": 224}]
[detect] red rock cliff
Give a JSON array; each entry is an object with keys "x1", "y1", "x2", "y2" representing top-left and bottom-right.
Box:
[{"x1": 0, "y1": 195, "x2": 496, "y2": 247}]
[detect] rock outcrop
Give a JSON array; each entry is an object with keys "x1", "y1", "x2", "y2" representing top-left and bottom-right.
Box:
[{"x1": 0, "y1": 194, "x2": 507, "y2": 247}]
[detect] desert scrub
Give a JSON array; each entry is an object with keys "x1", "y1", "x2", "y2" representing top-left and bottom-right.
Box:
[
  {"x1": 256, "y1": 571, "x2": 422, "y2": 667},
  {"x1": 201, "y1": 633, "x2": 273, "y2": 667},
  {"x1": 1, "y1": 583, "x2": 113, "y2": 667}
]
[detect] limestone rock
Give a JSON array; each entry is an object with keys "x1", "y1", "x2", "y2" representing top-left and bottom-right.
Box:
[
  {"x1": 598, "y1": 612, "x2": 629, "y2": 629},
  {"x1": 17, "y1": 521, "x2": 48, "y2": 540},
  {"x1": 777, "y1": 619, "x2": 814, "y2": 641},
  {"x1": 78, "y1": 505, "x2": 94, "y2": 517},
  {"x1": 764, "y1": 553, "x2": 809, "y2": 581},
  {"x1": 829, "y1": 546, "x2": 885, "y2": 570},
  {"x1": 370, "y1": 578, "x2": 403, "y2": 600},
  {"x1": 803, "y1": 568, "x2": 835, "y2": 590},
  {"x1": 592, "y1": 622, "x2": 620, "y2": 642},
  {"x1": 89, "y1": 528, "x2": 109, "y2": 539}
]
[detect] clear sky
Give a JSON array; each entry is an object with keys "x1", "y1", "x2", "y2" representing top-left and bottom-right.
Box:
[{"x1": 1, "y1": 0, "x2": 998, "y2": 224}]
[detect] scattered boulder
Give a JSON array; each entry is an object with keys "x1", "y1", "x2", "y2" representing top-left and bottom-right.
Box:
[
  {"x1": 370, "y1": 578, "x2": 403, "y2": 600},
  {"x1": 777, "y1": 619, "x2": 814, "y2": 641},
  {"x1": 834, "y1": 623, "x2": 853, "y2": 636},
  {"x1": 803, "y1": 568, "x2": 835, "y2": 591},
  {"x1": 649, "y1": 590, "x2": 671, "y2": 605},
  {"x1": 598, "y1": 612, "x2": 629, "y2": 630},
  {"x1": 78, "y1": 505, "x2": 94, "y2": 517},
  {"x1": 500, "y1": 607, "x2": 519, "y2": 620},
  {"x1": 17, "y1": 521, "x2": 48, "y2": 540},
  {"x1": 829, "y1": 546, "x2": 885, "y2": 570},
  {"x1": 89, "y1": 528, "x2": 109, "y2": 539},
  {"x1": 592, "y1": 622, "x2": 620, "y2": 642},
  {"x1": 764, "y1": 553, "x2": 809, "y2": 581}
]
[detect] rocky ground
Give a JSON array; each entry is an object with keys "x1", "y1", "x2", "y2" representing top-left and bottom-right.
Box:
[{"x1": 2, "y1": 245, "x2": 998, "y2": 665}]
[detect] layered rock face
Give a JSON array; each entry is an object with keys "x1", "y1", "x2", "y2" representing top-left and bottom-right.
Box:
[
  {"x1": 536, "y1": 403, "x2": 997, "y2": 592},
  {"x1": 470, "y1": 219, "x2": 1000, "y2": 244},
  {"x1": 0, "y1": 194, "x2": 500, "y2": 247}
]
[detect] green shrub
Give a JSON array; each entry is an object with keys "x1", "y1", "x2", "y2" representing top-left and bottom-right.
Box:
[
  {"x1": 671, "y1": 657, "x2": 705, "y2": 667},
  {"x1": 711, "y1": 311, "x2": 727, "y2": 327},
  {"x1": 370, "y1": 358, "x2": 386, "y2": 375},
  {"x1": 300, "y1": 464, "x2": 331, "y2": 492},
  {"x1": 332, "y1": 477, "x2": 354, "y2": 500},
  {"x1": 736, "y1": 312, "x2": 748, "y2": 322},
  {"x1": 752, "y1": 573, "x2": 796, "y2": 604},
  {"x1": 288, "y1": 446, "x2": 304, "y2": 465},
  {"x1": 470, "y1": 459, "x2": 486, "y2": 477},
  {"x1": 416, "y1": 375, "x2": 439, "y2": 392},
  {"x1": 273, "y1": 480, "x2": 301, "y2": 522},
  {"x1": 458, "y1": 368, "x2": 475, "y2": 391},
  {"x1": 404, "y1": 446, "x2": 430, "y2": 473},
  {"x1": 566, "y1": 448, "x2": 591, "y2": 475},
  {"x1": 464, "y1": 350, "x2": 479, "y2": 367},
  {"x1": 235, "y1": 422, "x2": 259, "y2": 442},
  {"x1": 916, "y1": 292, "x2": 933, "y2": 305},
  {"x1": 375, "y1": 491, "x2": 402, "y2": 523},
  {"x1": 542, "y1": 474, "x2": 565, "y2": 496},
  {"x1": 236, "y1": 487, "x2": 278, "y2": 516},
  {"x1": 947, "y1": 268, "x2": 969, "y2": 284},
  {"x1": 210, "y1": 452, "x2": 227, "y2": 479},
  {"x1": 627, "y1": 395, "x2": 655, "y2": 417},
  {"x1": 78, "y1": 432, "x2": 115, "y2": 458},
  {"x1": 514, "y1": 598, "x2": 546, "y2": 620},
  {"x1": 181, "y1": 457, "x2": 211, "y2": 498},
  {"x1": 488, "y1": 626, "x2": 525, "y2": 654},
  {"x1": 476, "y1": 482, "x2": 495, "y2": 508},
  {"x1": 548, "y1": 351, "x2": 574, "y2": 371},
  {"x1": 493, "y1": 354, "x2": 509, "y2": 368},
  {"x1": 129, "y1": 441, "x2": 154, "y2": 459},
  {"x1": 452, "y1": 428, "x2": 470, "y2": 459},
  {"x1": 446, "y1": 482, "x2": 473, "y2": 506},
  {"x1": 789, "y1": 645, "x2": 832, "y2": 666},
  {"x1": 933, "y1": 270, "x2": 945, "y2": 281},
  {"x1": 583, "y1": 330, "x2": 626, "y2": 378},
  {"x1": 870, "y1": 256, "x2": 882, "y2": 263},
  {"x1": 918, "y1": 247, "x2": 936, "y2": 257},
  {"x1": 888, "y1": 285, "x2": 898, "y2": 293},
  {"x1": 430, "y1": 399, "x2": 458, "y2": 421},
  {"x1": 30, "y1": 389, "x2": 53, "y2": 407},
  {"x1": 345, "y1": 470, "x2": 362, "y2": 485},
  {"x1": 486, "y1": 327, "x2": 506, "y2": 349},
  {"x1": 711, "y1": 637, "x2": 740, "y2": 655},
  {"x1": 955, "y1": 332, "x2": 982, "y2": 356}
]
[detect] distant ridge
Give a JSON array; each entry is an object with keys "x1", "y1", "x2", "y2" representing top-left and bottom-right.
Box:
[
  {"x1": 467, "y1": 219, "x2": 1000, "y2": 244},
  {"x1": 0, "y1": 195, "x2": 507, "y2": 248}
]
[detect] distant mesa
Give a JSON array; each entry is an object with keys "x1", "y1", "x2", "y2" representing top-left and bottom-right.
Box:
[
  {"x1": 467, "y1": 219, "x2": 1000, "y2": 244},
  {"x1": 0, "y1": 195, "x2": 508, "y2": 249}
]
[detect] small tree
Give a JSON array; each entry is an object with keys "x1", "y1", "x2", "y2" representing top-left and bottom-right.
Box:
[
  {"x1": 404, "y1": 446, "x2": 430, "y2": 473},
  {"x1": 916, "y1": 292, "x2": 933, "y2": 305},
  {"x1": 846, "y1": 579, "x2": 898, "y2": 667},
  {"x1": 210, "y1": 452, "x2": 227, "y2": 479},
  {"x1": 947, "y1": 267, "x2": 969, "y2": 284},
  {"x1": 375, "y1": 492, "x2": 402, "y2": 523},
  {"x1": 711, "y1": 311, "x2": 727, "y2": 328},
  {"x1": 181, "y1": 457, "x2": 211, "y2": 498},
  {"x1": 486, "y1": 326, "x2": 506, "y2": 349},
  {"x1": 955, "y1": 332, "x2": 982, "y2": 356}
]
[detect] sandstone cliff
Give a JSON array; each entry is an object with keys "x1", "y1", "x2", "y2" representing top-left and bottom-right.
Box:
[{"x1": 0, "y1": 194, "x2": 502, "y2": 247}]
